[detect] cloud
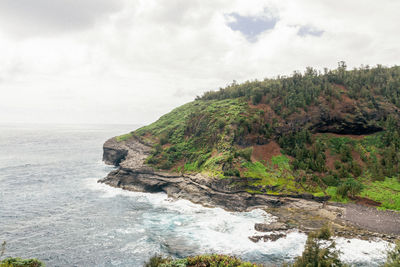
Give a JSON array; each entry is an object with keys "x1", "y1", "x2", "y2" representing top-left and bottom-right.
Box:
[
  {"x1": 0, "y1": 0, "x2": 399, "y2": 125},
  {"x1": 227, "y1": 11, "x2": 278, "y2": 42},
  {"x1": 297, "y1": 25, "x2": 324, "y2": 37},
  {"x1": 0, "y1": 0, "x2": 124, "y2": 38}
]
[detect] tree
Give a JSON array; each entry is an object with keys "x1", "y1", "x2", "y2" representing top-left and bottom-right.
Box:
[
  {"x1": 382, "y1": 242, "x2": 400, "y2": 267},
  {"x1": 289, "y1": 227, "x2": 346, "y2": 267}
]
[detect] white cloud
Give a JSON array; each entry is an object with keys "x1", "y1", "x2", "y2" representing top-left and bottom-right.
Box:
[
  {"x1": 0, "y1": 0, "x2": 399, "y2": 124},
  {"x1": 0, "y1": 0, "x2": 124, "y2": 38}
]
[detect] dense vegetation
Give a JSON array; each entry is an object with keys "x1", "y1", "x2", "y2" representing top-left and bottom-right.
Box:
[
  {"x1": 199, "y1": 62, "x2": 400, "y2": 113},
  {"x1": 0, "y1": 258, "x2": 44, "y2": 267},
  {"x1": 121, "y1": 63, "x2": 400, "y2": 210},
  {"x1": 144, "y1": 254, "x2": 260, "y2": 267}
]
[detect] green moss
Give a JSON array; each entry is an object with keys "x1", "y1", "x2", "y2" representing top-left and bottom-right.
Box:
[
  {"x1": 0, "y1": 257, "x2": 44, "y2": 267},
  {"x1": 183, "y1": 162, "x2": 198, "y2": 172},
  {"x1": 270, "y1": 155, "x2": 290, "y2": 170},
  {"x1": 361, "y1": 178, "x2": 400, "y2": 211},
  {"x1": 326, "y1": 186, "x2": 348, "y2": 203},
  {"x1": 242, "y1": 161, "x2": 268, "y2": 179},
  {"x1": 115, "y1": 132, "x2": 133, "y2": 142}
]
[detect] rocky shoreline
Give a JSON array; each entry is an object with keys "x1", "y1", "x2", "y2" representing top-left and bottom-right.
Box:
[{"x1": 99, "y1": 136, "x2": 400, "y2": 242}]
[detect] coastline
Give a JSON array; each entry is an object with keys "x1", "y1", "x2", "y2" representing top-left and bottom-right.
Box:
[{"x1": 99, "y1": 136, "x2": 400, "y2": 242}]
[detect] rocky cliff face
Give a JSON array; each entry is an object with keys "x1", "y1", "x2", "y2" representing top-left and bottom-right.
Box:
[
  {"x1": 100, "y1": 137, "x2": 289, "y2": 211},
  {"x1": 267, "y1": 94, "x2": 395, "y2": 137},
  {"x1": 99, "y1": 136, "x2": 400, "y2": 239}
]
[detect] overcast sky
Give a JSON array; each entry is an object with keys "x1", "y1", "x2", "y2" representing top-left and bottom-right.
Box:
[{"x1": 0, "y1": 0, "x2": 399, "y2": 124}]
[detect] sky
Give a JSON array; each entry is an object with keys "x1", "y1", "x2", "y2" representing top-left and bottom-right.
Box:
[{"x1": 0, "y1": 0, "x2": 399, "y2": 125}]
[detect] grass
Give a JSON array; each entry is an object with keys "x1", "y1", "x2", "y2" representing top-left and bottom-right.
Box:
[
  {"x1": 132, "y1": 98, "x2": 254, "y2": 177},
  {"x1": 114, "y1": 92, "x2": 400, "y2": 210},
  {"x1": 360, "y1": 177, "x2": 400, "y2": 210},
  {"x1": 326, "y1": 186, "x2": 349, "y2": 203},
  {"x1": 242, "y1": 156, "x2": 306, "y2": 195},
  {"x1": 115, "y1": 132, "x2": 133, "y2": 142},
  {"x1": 270, "y1": 155, "x2": 290, "y2": 170},
  {"x1": 327, "y1": 136, "x2": 355, "y2": 154}
]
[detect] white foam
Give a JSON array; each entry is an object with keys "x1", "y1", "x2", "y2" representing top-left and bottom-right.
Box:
[
  {"x1": 336, "y1": 237, "x2": 391, "y2": 265},
  {"x1": 84, "y1": 177, "x2": 168, "y2": 203},
  {"x1": 85, "y1": 177, "x2": 390, "y2": 265}
]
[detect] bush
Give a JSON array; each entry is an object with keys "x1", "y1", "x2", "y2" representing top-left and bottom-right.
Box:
[
  {"x1": 159, "y1": 160, "x2": 173, "y2": 170},
  {"x1": 383, "y1": 242, "x2": 400, "y2": 267},
  {"x1": 317, "y1": 224, "x2": 332, "y2": 240},
  {"x1": 288, "y1": 228, "x2": 345, "y2": 267},
  {"x1": 337, "y1": 178, "x2": 363, "y2": 198},
  {"x1": 234, "y1": 147, "x2": 253, "y2": 161},
  {"x1": 144, "y1": 255, "x2": 169, "y2": 267},
  {"x1": 159, "y1": 134, "x2": 168, "y2": 145},
  {"x1": 223, "y1": 169, "x2": 241, "y2": 177},
  {"x1": 144, "y1": 254, "x2": 260, "y2": 267},
  {"x1": 187, "y1": 254, "x2": 259, "y2": 267},
  {"x1": 322, "y1": 175, "x2": 339, "y2": 186},
  {"x1": 252, "y1": 91, "x2": 263, "y2": 105},
  {"x1": 0, "y1": 258, "x2": 44, "y2": 267}
]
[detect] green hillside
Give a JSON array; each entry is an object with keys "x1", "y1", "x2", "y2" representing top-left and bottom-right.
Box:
[{"x1": 124, "y1": 63, "x2": 400, "y2": 210}]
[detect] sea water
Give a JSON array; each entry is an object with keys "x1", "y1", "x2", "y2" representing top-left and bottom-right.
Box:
[{"x1": 0, "y1": 124, "x2": 390, "y2": 266}]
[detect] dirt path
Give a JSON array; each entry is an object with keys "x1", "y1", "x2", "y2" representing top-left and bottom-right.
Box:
[{"x1": 344, "y1": 203, "x2": 400, "y2": 235}]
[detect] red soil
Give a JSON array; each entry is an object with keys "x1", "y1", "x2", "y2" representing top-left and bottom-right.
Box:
[
  {"x1": 349, "y1": 196, "x2": 382, "y2": 207},
  {"x1": 351, "y1": 150, "x2": 365, "y2": 167},
  {"x1": 315, "y1": 132, "x2": 368, "y2": 140},
  {"x1": 251, "y1": 141, "x2": 282, "y2": 163},
  {"x1": 325, "y1": 149, "x2": 337, "y2": 170}
]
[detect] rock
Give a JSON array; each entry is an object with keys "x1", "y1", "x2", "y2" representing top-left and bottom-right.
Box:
[
  {"x1": 263, "y1": 233, "x2": 286, "y2": 241},
  {"x1": 103, "y1": 142, "x2": 128, "y2": 166},
  {"x1": 254, "y1": 222, "x2": 289, "y2": 232},
  {"x1": 248, "y1": 236, "x2": 262, "y2": 242},
  {"x1": 248, "y1": 233, "x2": 287, "y2": 243},
  {"x1": 100, "y1": 135, "x2": 400, "y2": 241}
]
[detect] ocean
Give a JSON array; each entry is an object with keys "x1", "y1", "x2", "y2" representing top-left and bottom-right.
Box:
[{"x1": 0, "y1": 124, "x2": 390, "y2": 266}]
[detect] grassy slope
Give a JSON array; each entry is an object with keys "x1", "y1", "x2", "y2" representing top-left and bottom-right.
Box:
[
  {"x1": 116, "y1": 97, "x2": 400, "y2": 210},
  {"x1": 116, "y1": 65, "x2": 400, "y2": 211}
]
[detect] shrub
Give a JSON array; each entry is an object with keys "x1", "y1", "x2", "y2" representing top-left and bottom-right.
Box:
[
  {"x1": 159, "y1": 134, "x2": 168, "y2": 145},
  {"x1": 288, "y1": 228, "x2": 345, "y2": 267},
  {"x1": 337, "y1": 178, "x2": 363, "y2": 198},
  {"x1": 144, "y1": 255, "x2": 169, "y2": 267},
  {"x1": 223, "y1": 168, "x2": 241, "y2": 177},
  {"x1": 252, "y1": 91, "x2": 263, "y2": 105},
  {"x1": 234, "y1": 147, "x2": 253, "y2": 161},
  {"x1": 383, "y1": 242, "x2": 400, "y2": 267},
  {"x1": 0, "y1": 258, "x2": 44, "y2": 267},
  {"x1": 144, "y1": 254, "x2": 260, "y2": 267},
  {"x1": 317, "y1": 224, "x2": 332, "y2": 240},
  {"x1": 159, "y1": 160, "x2": 173, "y2": 170},
  {"x1": 187, "y1": 254, "x2": 259, "y2": 267},
  {"x1": 322, "y1": 175, "x2": 339, "y2": 186}
]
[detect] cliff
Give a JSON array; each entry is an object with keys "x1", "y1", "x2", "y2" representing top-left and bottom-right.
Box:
[
  {"x1": 99, "y1": 64, "x2": 400, "y2": 238},
  {"x1": 100, "y1": 136, "x2": 400, "y2": 238}
]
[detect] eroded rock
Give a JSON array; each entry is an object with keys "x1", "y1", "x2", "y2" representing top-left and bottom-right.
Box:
[{"x1": 254, "y1": 222, "x2": 290, "y2": 232}]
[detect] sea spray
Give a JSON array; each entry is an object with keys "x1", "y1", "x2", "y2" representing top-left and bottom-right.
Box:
[{"x1": 88, "y1": 178, "x2": 389, "y2": 266}]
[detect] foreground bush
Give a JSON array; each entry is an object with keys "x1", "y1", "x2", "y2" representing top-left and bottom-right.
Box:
[
  {"x1": 382, "y1": 242, "x2": 400, "y2": 267},
  {"x1": 144, "y1": 254, "x2": 261, "y2": 267},
  {"x1": 145, "y1": 230, "x2": 398, "y2": 267},
  {"x1": 0, "y1": 258, "x2": 44, "y2": 267}
]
